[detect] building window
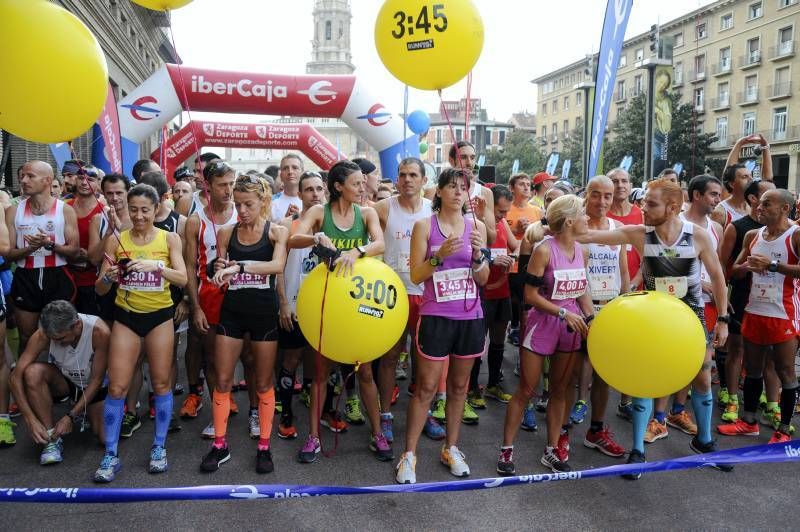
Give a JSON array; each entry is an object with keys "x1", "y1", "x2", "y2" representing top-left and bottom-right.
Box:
[
  {"x1": 469, "y1": 128, "x2": 476, "y2": 141},
  {"x1": 435, "y1": 129, "x2": 442, "y2": 144},
  {"x1": 748, "y1": 2, "x2": 762, "y2": 20},
  {"x1": 576, "y1": 116, "x2": 582, "y2": 129},
  {"x1": 743, "y1": 112, "x2": 756, "y2": 136},
  {"x1": 694, "y1": 87, "x2": 704, "y2": 110},
  {"x1": 674, "y1": 61, "x2": 683, "y2": 84},
  {"x1": 435, "y1": 147, "x2": 442, "y2": 164},
  {"x1": 718, "y1": 82, "x2": 730, "y2": 106},
  {"x1": 338, "y1": 22, "x2": 344, "y2": 38},
  {"x1": 715, "y1": 116, "x2": 728, "y2": 143},
  {"x1": 552, "y1": 100, "x2": 558, "y2": 113},
  {"x1": 564, "y1": 96, "x2": 569, "y2": 111},
  {"x1": 780, "y1": 0, "x2": 798, "y2": 7},
  {"x1": 542, "y1": 103, "x2": 547, "y2": 117},
  {"x1": 635, "y1": 48, "x2": 644, "y2": 61},
  {"x1": 552, "y1": 123, "x2": 558, "y2": 140},
  {"x1": 720, "y1": 13, "x2": 733, "y2": 31},
  {"x1": 720, "y1": 47, "x2": 731, "y2": 71},
  {"x1": 576, "y1": 91, "x2": 582, "y2": 105},
  {"x1": 499, "y1": 130, "x2": 506, "y2": 145},
  {"x1": 456, "y1": 128, "x2": 463, "y2": 141},
  {"x1": 772, "y1": 106, "x2": 788, "y2": 140},
  {"x1": 541, "y1": 125, "x2": 547, "y2": 140},
  {"x1": 563, "y1": 120, "x2": 569, "y2": 136},
  {"x1": 619, "y1": 54, "x2": 627, "y2": 68},
  {"x1": 747, "y1": 37, "x2": 761, "y2": 63},
  {"x1": 634, "y1": 74, "x2": 643, "y2": 96},
  {"x1": 774, "y1": 66, "x2": 790, "y2": 96},
  {"x1": 674, "y1": 32, "x2": 684, "y2": 48},
  {"x1": 745, "y1": 74, "x2": 759, "y2": 101},
  {"x1": 696, "y1": 22, "x2": 707, "y2": 40},
  {"x1": 325, "y1": 20, "x2": 331, "y2": 40},
  {"x1": 694, "y1": 54, "x2": 706, "y2": 78},
  {"x1": 778, "y1": 26, "x2": 794, "y2": 55},
  {"x1": 617, "y1": 80, "x2": 626, "y2": 101}
]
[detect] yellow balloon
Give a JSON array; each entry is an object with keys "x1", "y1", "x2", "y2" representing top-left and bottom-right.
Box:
[
  {"x1": 297, "y1": 258, "x2": 409, "y2": 365},
  {"x1": 374, "y1": 0, "x2": 484, "y2": 90},
  {"x1": 0, "y1": 0, "x2": 108, "y2": 144},
  {"x1": 130, "y1": 0, "x2": 193, "y2": 11},
  {"x1": 587, "y1": 291, "x2": 706, "y2": 398}
]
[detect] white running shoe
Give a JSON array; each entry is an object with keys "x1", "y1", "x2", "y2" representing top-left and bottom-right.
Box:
[
  {"x1": 201, "y1": 421, "x2": 215, "y2": 439},
  {"x1": 440, "y1": 445, "x2": 470, "y2": 477},
  {"x1": 249, "y1": 412, "x2": 260, "y2": 439},
  {"x1": 395, "y1": 451, "x2": 417, "y2": 484}
]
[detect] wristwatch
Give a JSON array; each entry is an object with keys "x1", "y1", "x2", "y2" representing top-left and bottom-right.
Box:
[
  {"x1": 769, "y1": 260, "x2": 779, "y2": 273},
  {"x1": 558, "y1": 308, "x2": 567, "y2": 321},
  {"x1": 429, "y1": 255, "x2": 442, "y2": 267},
  {"x1": 44, "y1": 241, "x2": 55, "y2": 251},
  {"x1": 717, "y1": 315, "x2": 730, "y2": 324},
  {"x1": 356, "y1": 245, "x2": 367, "y2": 258},
  {"x1": 239, "y1": 263, "x2": 246, "y2": 275}
]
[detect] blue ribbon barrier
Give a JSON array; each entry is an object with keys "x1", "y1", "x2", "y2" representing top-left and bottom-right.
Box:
[{"x1": 2, "y1": 442, "x2": 798, "y2": 503}]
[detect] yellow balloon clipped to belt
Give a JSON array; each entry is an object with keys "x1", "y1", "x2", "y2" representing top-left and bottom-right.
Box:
[
  {"x1": 297, "y1": 258, "x2": 409, "y2": 365},
  {"x1": 131, "y1": 0, "x2": 193, "y2": 11},
  {"x1": 374, "y1": 0, "x2": 484, "y2": 90},
  {"x1": 587, "y1": 291, "x2": 706, "y2": 399},
  {"x1": 0, "y1": 0, "x2": 108, "y2": 144}
]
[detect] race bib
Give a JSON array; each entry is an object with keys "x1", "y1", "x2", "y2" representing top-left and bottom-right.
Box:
[
  {"x1": 433, "y1": 268, "x2": 477, "y2": 303},
  {"x1": 551, "y1": 268, "x2": 588, "y2": 300},
  {"x1": 589, "y1": 273, "x2": 618, "y2": 301},
  {"x1": 119, "y1": 271, "x2": 163, "y2": 292},
  {"x1": 228, "y1": 271, "x2": 269, "y2": 290},
  {"x1": 700, "y1": 266, "x2": 711, "y2": 285},
  {"x1": 396, "y1": 251, "x2": 411, "y2": 273},
  {"x1": 751, "y1": 272, "x2": 780, "y2": 304},
  {"x1": 655, "y1": 276, "x2": 688, "y2": 298},
  {"x1": 490, "y1": 248, "x2": 508, "y2": 260}
]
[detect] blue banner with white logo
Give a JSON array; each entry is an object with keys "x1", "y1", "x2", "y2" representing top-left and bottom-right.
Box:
[
  {"x1": 620, "y1": 155, "x2": 633, "y2": 172},
  {"x1": 561, "y1": 159, "x2": 571, "y2": 179},
  {"x1": 48, "y1": 143, "x2": 72, "y2": 174},
  {"x1": 588, "y1": 0, "x2": 633, "y2": 178},
  {"x1": 545, "y1": 153, "x2": 559, "y2": 175}
]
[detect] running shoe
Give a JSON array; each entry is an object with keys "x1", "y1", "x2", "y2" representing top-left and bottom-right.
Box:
[
  {"x1": 496, "y1": 447, "x2": 515, "y2": 476},
  {"x1": 467, "y1": 388, "x2": 487, "y2": 409},
  {"x1": 0, "y1": 418, "x2": 16, "y2": 447},
  {"x1": 440, "y1": 445, "x2": 470, "y2": 477},
  {"x1": 320, "y1": 411, "x2": 348, "y2": 433},
  {"x1": 395, "y1": 366, "x2": 408, "y2": 381},
  {"x1": 93, "y1": 452, "x2": 120, "y2": 483},
  {"x1": 173, "y1": 383, "x2": 184, "y2": 396},
  {"x1": 569, "y1": 400, "x2": 588, "y2": 425},
  {"x1": 717, "y1": 388, "x2": 730, "y2": 408},
  {"x1": 521, "y1": 403, "x2": 538, "y2": 431},
  {"x1": 229, "y1": 397, "x2": 238, "y2": 416},
  {"x1": 119, "y1": 413, "x2": 141, "y2": 439},
  {"x1": 8, "y1": 403, "x2": 20, "y2": 417},
  {"x1": 540, "y1": 447, "x2": 570, "y2": 473},
  {"x1": 584, "y1": 426, "x2": 625, "y2": 457},
  {"x1": 431, "y1": 397, "x2": 446, "y2": 423},
  {"x1": 768, "y1": 430, "x2": 791, "y2": 444},
  {"x1": 535, "y1": 394, "x2": 549, "y2": 413},
  {"x1": 299, "y1": 388, "x2": 311, "y2": 408},
  {"x1": 689, "y1": 437, "x2": 734, "y2": 472},
  {"x1": 391, "y1": 385, "x2": 400, "y2": 406},
  {"x1": 180, "y1": 393, "x2": 203, "y2": 418},
  {"x1": 380, "y1": 412, "x2": 394, "y2": 443},
  {"x1": 667, "y1": 411, "x2": 698, "y2": 435},
  {"x1": 200, "y1": 445, "x2": 231, "y2": 472},
  {"x1": 395, "y1": 451, "x2": 416, "y2": 484},
  {"x1": 485, "y1": 385, "x2": 513, "y2": 404},
  {"x1": 278, "y1": 414, "x2": 298, "y2": 440},
  {"x1": 149, "y1": 445, "x2": 168, "y2": 474},
  {"x1": 201, "y1": 421, "x2": 215, "y2": 439},
  {"x1": 168, "y1": 413, "x2": 182, "y2": 433},
  {"x1": 344, "y1": 395, "x2": 365, "y2": 425},
  {"x1": 462, "y1": 401, "x2": 479, "y2": 425},
  {"x1": 759, "y1": 405, "x2": 781, "y2": 429},
  {"x1": 424, "y1": 414, "x2": 446, "y2": 440},
  {"x1": 274, "y1": 402, "x2": 283, "y2": 414},
  {"x1": 256, "y1": 449, "x2": 274, "y2": 474},
  {"x1": 644, "y1": 419, "x2": 668, "y2": 443},
  {"x1": 297, "y1": 435, "x2": 320, "y2": 464},
  {"x1": 370, "y1": 432, "x2": 394, "y2": 461},
  {"x1": 758, "y1": 392, "x2": 767, "y2": 411},
  {"x1": 616, "y1": 401, "x2": 633, "y2": 422},
  {"x1": 717, "y1": 418, "x2": 759, "y2": 436},
  {"x1": 622, "y1": 449, "x2": 645, "y2": 480},
  {"x1": 557, "y1": 431, "x2": 570, "y2": 460},
  {"x1": 507, "y1": 327, "x2": 520, "y2": 347},
  {"x1": 39, "y1": 438, "x2": 64, "y2": 465},
  {"x1": 249, "y1": 412, "x2": 260, "y2": 439},
  {"x1": 721, "y1": 398, "x2": 739, "y2": 422}
]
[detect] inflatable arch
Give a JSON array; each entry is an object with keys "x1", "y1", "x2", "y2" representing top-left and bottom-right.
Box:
[
  {"x1": 118, "y1": 64, "x2": 419, "y2": 179},
  {"x1": 150, "y1": 120, "x2": 340, "y2": 179}
]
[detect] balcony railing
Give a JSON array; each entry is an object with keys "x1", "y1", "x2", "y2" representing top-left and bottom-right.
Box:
[
  {"x1": 769, "y1": 41, "x2": 795, "y2": 60},
  {"x1": 736, "y1": 90, "x2": 759, "y2": 105},
  {"x1": 711, "y1": 62, "x2": 732, "y2": 76},
  {"x1": 769, "y1": 82, "x2": 792, "y2": 99},
  {"x1": 739, "y1": 50, "x2": 761, "y2": 68},
  {"x1": 710, "y1": 96, "x2": 731, "y2": 110},
  {"x1": 688, "y1": 68, "x2": 707, "y2": 82}
]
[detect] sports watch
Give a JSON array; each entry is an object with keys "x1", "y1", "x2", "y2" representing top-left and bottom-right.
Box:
[
  {"x1": 356, "y1": 245, "x2": 367, "y2": 258},
  {"x1": 558, "y1": 308, "x2": 567, "y2": 320},
  {"x1": 768, "y1": 260, "x2": 779, "y2": 273},
  {"x1": 429, "y1": 255, "x2": 442, "y2": 267}
]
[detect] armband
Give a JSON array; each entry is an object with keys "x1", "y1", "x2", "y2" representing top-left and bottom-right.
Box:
[{"x1": 525, "y1": 273, "x2": 545, "y2": 287}]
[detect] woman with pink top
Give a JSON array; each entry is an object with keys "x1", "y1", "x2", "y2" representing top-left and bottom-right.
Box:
[
  {"x1": 395, "y1": 168, "x2": 489, "y2": 485},
  {"x1": 496, "y1": 194, "x2": 595, "y2": 475}
]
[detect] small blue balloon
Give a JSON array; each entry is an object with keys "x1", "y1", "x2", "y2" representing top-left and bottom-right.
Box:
[{"x1": 406, "y1": 110, "x2": 431, "y2": 135}]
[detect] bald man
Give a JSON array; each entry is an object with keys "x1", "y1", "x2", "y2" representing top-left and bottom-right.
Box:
[{"x1": 6, "y1": 161, "x2": 81, "y2": 349}]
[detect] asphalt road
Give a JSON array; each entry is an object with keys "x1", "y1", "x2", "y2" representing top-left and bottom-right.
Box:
[{"x1": 0, "y1": 338, "x2": 797, "y2": 530}]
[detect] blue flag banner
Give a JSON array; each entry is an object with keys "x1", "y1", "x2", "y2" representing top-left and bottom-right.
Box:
[
  {"x1": 0, "y1": 442, "x2": 796, "y2": 504},
  {"x1": 561, "y1": 159, "x2": 571, "y2": 179},
  {"x1": 478, "y1": 154, "x2": 486, "y2": 167},
  {"x1": 672, "y1": 162, "x2": 683, "y2": 176},
  {"x1": 588, "y1": 0, "x2": 633, "y2": 178},
  {"x1": 545, "y1": 153, "x2": 560, "y2": 175},
  {"x1": 511, "y1": 159, "x2": 519, "y2": 174},
  {"x1": 620, "y1": 155, "x2": 633, "y2": 172},
  {"x1": 48, "y1": 143, "x2": 72, "y2": 174}
]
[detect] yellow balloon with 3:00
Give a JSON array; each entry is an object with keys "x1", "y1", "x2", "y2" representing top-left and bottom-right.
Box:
[
  {"x1": 130, "y1": 0, "x2": 193, "y2": 11},
  {"x1": 297, "y1": 258, "x2": 409, "y2": 365},
  {"x1": 374, "y1": 0, "x2": 484, "y2": 90}
]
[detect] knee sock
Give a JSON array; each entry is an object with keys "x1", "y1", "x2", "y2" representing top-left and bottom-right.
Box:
[
  {"x1": 257, "y1": 389, "x2": 275, "y2": 450},
  {"x1": 469, "y1": 357, "x2": 481, "y2": 391},
  {"x1": 691, "y1": 389, "x2": 713, "y2": 445},
  {"x1": 212, "y1": 390, "x2": 231, "y2": 446},
  {"x1": 654, "y1": 410, "x2": 666, "y2": 424},
  {"x1": 631, "y1": 397, "x2": 653, "y2": 454},
  {"x1": 671, "y1": 402, "x2": 685, "y2": 415},
  {"x1": 779, "y1": 383, "x2": 799, "y2": 429},
  {"x1": 103, "y1": 396, "x2": 125, "y2": 456},
  {"x1": 153, "y1": 392, "x2": 172, "y2": 448},
  {"x1": 715, "y1": 349, "x2": 727, "y2": 389},
  {"x1": 487, "y1": 343, "x2": 505, "y2": 388},
  {"x1": 277, "y1": 367, "x2": 295, "y2": 418},
  {"x1": 742, "y1": 376, "x2": 763, "y2": 423}
]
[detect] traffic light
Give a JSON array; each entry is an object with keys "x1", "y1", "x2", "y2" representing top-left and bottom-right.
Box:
[{"x1": 649, "y1": 24, "x2": 660, "y2": 54}]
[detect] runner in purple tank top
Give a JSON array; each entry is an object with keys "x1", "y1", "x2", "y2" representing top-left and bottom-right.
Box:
[
  {"x1": 497, "y1": 194, "x2": 594, "y2": 476},
  {"x1": 395, "y1": 168, "x2": 489, "y2": 485}
]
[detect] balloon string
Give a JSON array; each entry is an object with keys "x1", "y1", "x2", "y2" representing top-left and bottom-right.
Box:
[{"x1": 403, "y1": 85, "x2": 409, "y2": 158}]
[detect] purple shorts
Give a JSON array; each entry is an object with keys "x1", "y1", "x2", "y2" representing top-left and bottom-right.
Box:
[{"x1": 522, "y1": 308, "x2": 582, "y2": 356}]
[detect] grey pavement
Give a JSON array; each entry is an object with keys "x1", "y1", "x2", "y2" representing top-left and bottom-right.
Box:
[{"x1": 0, "y1": 339, "x2": 797, "y2": 530}]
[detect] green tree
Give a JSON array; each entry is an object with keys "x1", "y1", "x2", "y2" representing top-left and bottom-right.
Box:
[
  {"x1": 604, "y1": 91, "x2": 717, "y2": 182},
  {"x1": 485, "y1": 129, "x2": 547, "y2": 183},
  {"x1": 560, "y1": 121, "x2": 585, "y2": 185}
]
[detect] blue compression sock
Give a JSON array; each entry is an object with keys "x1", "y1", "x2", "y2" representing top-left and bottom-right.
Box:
[
  {"x1": 103, "y1": 396, "x2": 125, "y2": 455},
  {"x1": 631, "y1": 397, "x2": 653, "y2": 454},
  {"x1": 691, "y1": 390, "x2": 713, "y2": 444},
  {"x1": 153, "y1": 392, "x2": 173, "y2": 447}
]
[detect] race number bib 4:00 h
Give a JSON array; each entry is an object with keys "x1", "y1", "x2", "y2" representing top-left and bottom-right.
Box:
[{"x1": 551, "y1": 268, "x2": 587, "y2": 300}]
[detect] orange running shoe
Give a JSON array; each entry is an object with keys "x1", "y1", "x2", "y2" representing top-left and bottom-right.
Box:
[
  {"x1": 717, "y1": 418, "x2": 759, "y2": 437},
  {"x1": 179, "y1": 393, "x2": 203, "y2": 419}
]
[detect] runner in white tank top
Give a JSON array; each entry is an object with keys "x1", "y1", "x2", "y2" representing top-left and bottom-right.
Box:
[{"x1": 383, "y1": 196, "x2": 432, "y2": 296}]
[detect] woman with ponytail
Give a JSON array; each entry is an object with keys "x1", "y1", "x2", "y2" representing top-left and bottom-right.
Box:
[{"x1": 200, "y1": 174, "x2": 288, "y2": 474}]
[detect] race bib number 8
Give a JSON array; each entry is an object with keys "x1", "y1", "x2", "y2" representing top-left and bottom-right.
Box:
[
  {"x1": 433, "y1": 268, "x2": 476, "y2": 303},
  {"x1": 655, "y1": 276, "x2": 688, "y2": 298},
  {"x1": 119, "y1": 271, "x2": 163, "y2": 292}
]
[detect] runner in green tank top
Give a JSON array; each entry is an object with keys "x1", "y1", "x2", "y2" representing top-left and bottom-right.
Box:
[{"x1": 288, "y1": 160, "x2": 390, "y2": 464}]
